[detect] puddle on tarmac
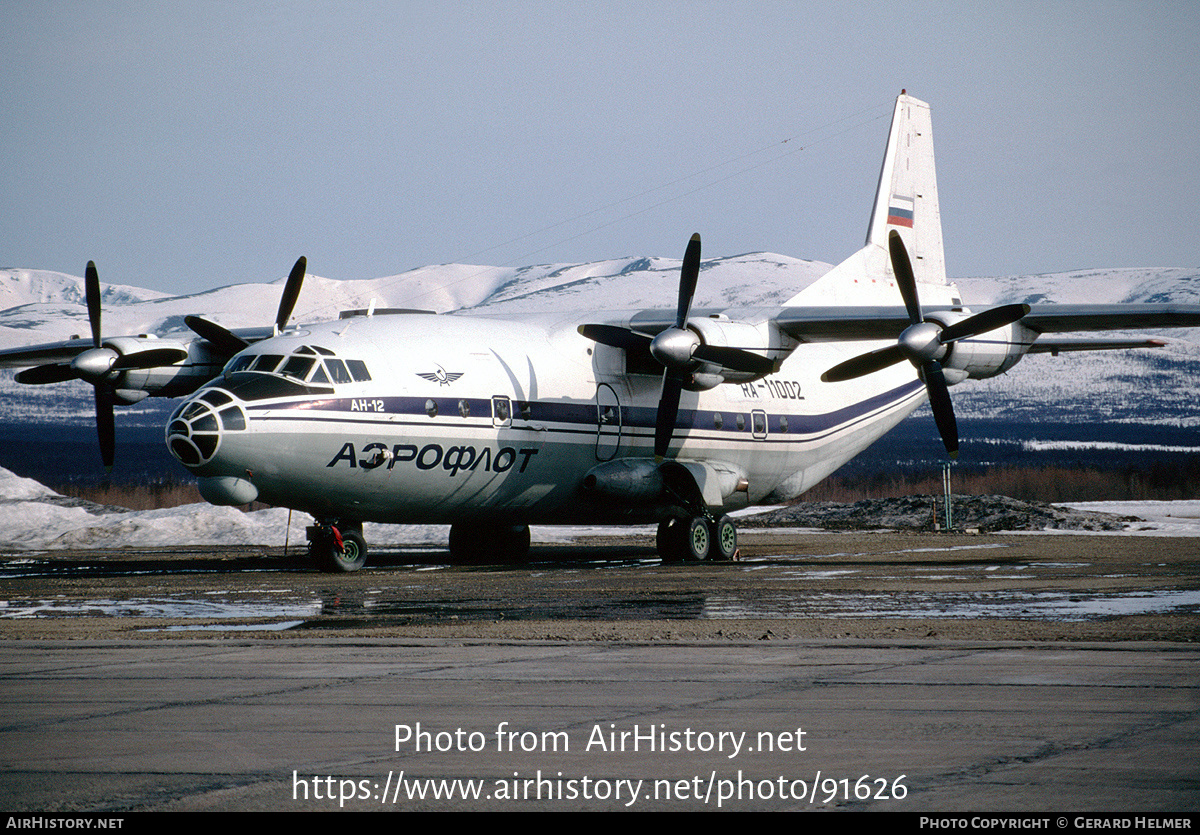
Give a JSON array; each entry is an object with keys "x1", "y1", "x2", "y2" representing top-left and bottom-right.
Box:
[
  {"x1": 2, "y1": 586, "x2": 1198, "y2": 628},
  {"x1": 703, "y1": 589, "x2": 1200, "y2": 620}
]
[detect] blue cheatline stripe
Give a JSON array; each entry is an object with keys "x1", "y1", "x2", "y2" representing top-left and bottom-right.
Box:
[{"x1": 241, "y1": 379, "x2": 925, "y2": 444}]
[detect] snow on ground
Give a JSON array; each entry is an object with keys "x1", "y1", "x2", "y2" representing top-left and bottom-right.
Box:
[
  {"x1": 0, "y1": 467, "x2": 585, "y2": 551},
  {"x1": 2, "y1": 466, "x2": 1198, "y2": 552},
  {"x1": 1063, "y1": 500, "x2": 1200, "y2": 537}
]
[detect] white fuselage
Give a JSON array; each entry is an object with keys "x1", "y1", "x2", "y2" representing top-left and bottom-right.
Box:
[{"x1": 167, "y1": 282, "x2": 956, "y2": 524}]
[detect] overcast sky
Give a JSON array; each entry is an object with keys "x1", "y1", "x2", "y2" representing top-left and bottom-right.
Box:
[{"x1": 2, "y1": 1, "x2": 1197, "y2": 296}]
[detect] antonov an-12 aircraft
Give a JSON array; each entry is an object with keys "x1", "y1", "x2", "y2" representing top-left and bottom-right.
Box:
[{"x1": 5, "y1": 92, "x2": 1200, "y2": 570}]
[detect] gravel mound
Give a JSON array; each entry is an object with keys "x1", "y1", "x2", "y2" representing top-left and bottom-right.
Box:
[{"x1": 741, "y1": 494, "x2": 1141, "y2": 532}]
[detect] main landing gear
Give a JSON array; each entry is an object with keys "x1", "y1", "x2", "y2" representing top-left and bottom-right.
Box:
[
  {"x1": 307, "y1": 520, "x2": 368, "y2": 573},
  {"x1": 656, "y1": 514, "x2": 738, "y2": 562},
  {"x1": 304, "y1": 519, "x2": 534, "y2": 571}
]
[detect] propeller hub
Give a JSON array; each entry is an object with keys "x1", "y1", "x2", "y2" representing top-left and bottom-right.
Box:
[
  {"x1": 898, "y1": 321, "x2": 945, "y2": 363},
  {"x1": 650, "y1": 327, "x2": 701, "y2": 369},
  {"x1": 70, "y1": 347, "x2": 119, "y2": 383}
]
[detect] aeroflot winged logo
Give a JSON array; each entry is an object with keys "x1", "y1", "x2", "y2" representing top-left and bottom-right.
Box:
[{"x1": 416, "y1": 365, "x2": 464, "y2": 386}]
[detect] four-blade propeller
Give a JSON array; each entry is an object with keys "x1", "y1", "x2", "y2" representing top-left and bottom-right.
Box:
[
  {"x1": 15, "y1": 261, "x2": 189, "y2": 470},
  {"x1": 578, "y1": 234, "x2": 774, "y2": 459},
  {"x1": 820, "y1": 231, "x2": 1028, "y2": 458},
  {"x1": 13, "y1": 256, "x2": 308, "y2": 471}
]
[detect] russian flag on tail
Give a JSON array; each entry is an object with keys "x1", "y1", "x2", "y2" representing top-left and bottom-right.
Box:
[{"x1": 887, "y1": 194, "x2": 914, "y2": 228}]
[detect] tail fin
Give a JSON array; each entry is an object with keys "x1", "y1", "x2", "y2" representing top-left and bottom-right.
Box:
[
  {"x1": 786, "y1": 92, "x2": 946, "y2": 306},
  {"x1": 866, "y1": 92, "x2": 946, "y2": 285}
]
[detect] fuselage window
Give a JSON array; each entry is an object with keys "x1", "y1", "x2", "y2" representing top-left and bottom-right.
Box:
[
  {"x1": 493, "y1": 396, "x2": 512, "y2": 427},
  {"x1": 752, "y1": 410, "x2": 767, "y2": 438}
]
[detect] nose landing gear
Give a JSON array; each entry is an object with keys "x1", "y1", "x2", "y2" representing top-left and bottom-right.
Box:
[{"x1": 308, "y1": 520, "x2": 368, "y2": 573}]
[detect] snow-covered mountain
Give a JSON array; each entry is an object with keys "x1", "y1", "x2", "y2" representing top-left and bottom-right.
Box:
[
  {"x1": 952, "y1": 269, "x2": 1200, "y2": 425},
  {"x1": 0, "y1": 253, "x2": 830, "y2": 344},
  {"x1": 2, "y1": 256, "x2": 1199, "y2": 426}
]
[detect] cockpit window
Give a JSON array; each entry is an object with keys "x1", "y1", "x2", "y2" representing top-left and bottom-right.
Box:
[
  {"x1": 208, "y1": 372, "x2": 333, "y2": 402},
  {"x1": 199, "y1": 389, "x2": 233, "y2": 407},
  {"x1": 280, "y1": 355, "x2": 315, "y2": 380},
  {"x1": 346, "y1": 359, "x2": 371, "y2": 382},
  {"x1": 221, "y1": 347, "x2": 371, "y2": 388},
  {"x1": 324, "y1": 358, "x2": 352, "y2": 384},
  {"x1": 251, "y1": 354, "x2": 283, "y2": 372},
  {"x1": 225, "y1": 355, "x2": 255, "y2": 375}
]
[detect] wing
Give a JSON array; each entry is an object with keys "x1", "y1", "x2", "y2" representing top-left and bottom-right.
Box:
[
  {"x1": 0, "y1": 336, "x2": 98, "y2": 369},
  {"x1": 774, "y1": 303, "x2": 1200, "y2": 344},
  {"x1": 0, "y1": 327, "x2": 275, "y2": 371},
  {"x1": 1021, "y1": 304, "x2": 1200, "y2": 334}
]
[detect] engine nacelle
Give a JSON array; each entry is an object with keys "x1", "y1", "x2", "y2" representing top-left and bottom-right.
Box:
[
  {"x1": 685, "y1": 315, "x2": 780, "y2": 383},
  {"x1": 581, "y1": 459, "x2": 663, "y2": 503},
  {"x1": 582, "y1": 458, "x2": 749, "y2": 511},
  {"x1": 106, "y1": 336, "x2": 226, "y2": 397},
  {"x1": 927, "y1": 312, "x2": 1035, "y2": 380}
]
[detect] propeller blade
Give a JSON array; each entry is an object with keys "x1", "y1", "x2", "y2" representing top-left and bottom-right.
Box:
[
  {"x1": 654, "y1": 373, "x2": 684, "y2": 460},
  {"x1": 95, "y1": 385, "x2": 115, "y2": 472},
  {"x1": 275, "y1": 256, "x2": 306, "y2": 332},
  {"x1": 578, "y1": 324, "x2": 652, "y2": 352},
  {"x1": 185, "y1": 315, "x2": 250, "y2": 355},
  {"x1": 693, "y1": 344, "x2": 776, "y2": 375},
  {"x1": 939, "y1": 303, "x2": 1030, "y2": 343},
  {"x1": 821, "y1": 343, "x2": 907, "y2": 383},
  {"x1": 921, "y1": 361, "x2": 958, "y2": 459},
  {"x1": 675, "y1": 234, "x2": 701, "y2": 329},
  {"x1": 15, "y1": 363, "x2": 78, "y2": 385},
  {"x1": 888, "y1": 231, "x2": 922, "y2": 325},
  {"x1": 111, "y1": 347, "x2": 189, "y2": 371},
  {"x1": 829, "y1": 233, "x2": 974, "y2": 459},
  {"x1": 85, "y1": 261, "x2": 102, "y2": 349}
]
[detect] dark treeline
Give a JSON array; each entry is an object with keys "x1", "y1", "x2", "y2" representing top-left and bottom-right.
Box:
[
  {"x1": 53, "y1": 478, "x2": 204, "y2": 511},
  {"x1": 47, "y1": 461, "x2": 1200, "y2": 511},
  {"x1": 8, "y1": 419, "x2": 1200, "y2": 510},
  {"x1": 802, "y1": 461, "x2": 1200, "y2": 504}
]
